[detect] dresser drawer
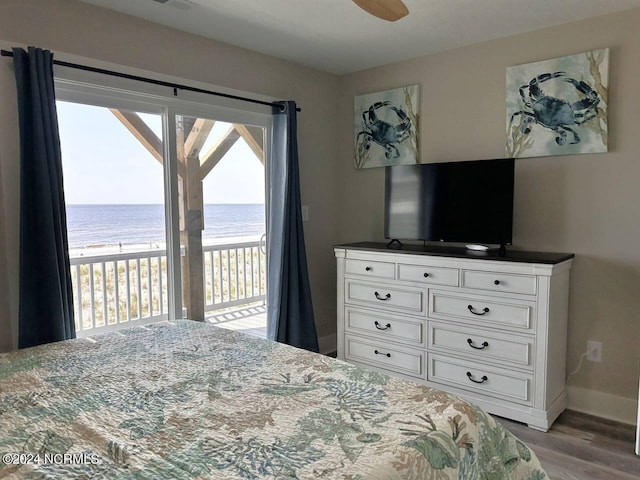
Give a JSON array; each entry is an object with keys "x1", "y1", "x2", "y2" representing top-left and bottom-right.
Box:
[
  {"x1": 345, "y1": 258, "x2": 395, "y2": 280},
  {"x1": 345, "y1": 307, "x2": 425, "y2": 347},
  {"x1": 429, "y1": 290, "x2": 534, "y2": 331},
  {"x1": 462, "y1": 270, "x2": 537, "y2": 296},
  {"x1": 428, "y1": 354, "x2": 532, "y2": 405},
  {"x1": 345, "y1": 334, "x2": 424, "y2": 378},
  {"x1": 345, "y1": 280, "x2": 426, "y2": 316},
  {"x1": 398, "y1": 263, "x2": 459, "y2": 286},
  {"x1": 428, "y1": 321, "x2": 534, "y2": 368}
]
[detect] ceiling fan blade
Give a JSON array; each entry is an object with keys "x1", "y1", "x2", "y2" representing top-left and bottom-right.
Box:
[{"x1": 352, "y1": 0, "x2": 409, "y2": 22}]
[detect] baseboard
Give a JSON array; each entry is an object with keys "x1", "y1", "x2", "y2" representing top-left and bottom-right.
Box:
[
  {"x1": 318, "y1": 333, "x2": 336, "y2": 355},
  {"x1": 567, "y1": 385, "x2": 638, "y2": 426}
]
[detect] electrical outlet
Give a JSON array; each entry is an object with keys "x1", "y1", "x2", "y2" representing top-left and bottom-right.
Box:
[
  {"x1": 301, "y1": 205, "x2": 309, "y2": 222},
  {"x1": 586, "y1": 340, "x2": 602, "y2": 362}
]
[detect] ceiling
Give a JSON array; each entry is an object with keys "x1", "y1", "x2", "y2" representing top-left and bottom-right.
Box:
[{"x1": 80, "y1": 0, "x2": 640, "y2": 74}]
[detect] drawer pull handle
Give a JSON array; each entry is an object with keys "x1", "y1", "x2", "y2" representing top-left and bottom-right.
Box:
[
  {"x1": 374, "y1": 292, "x2": 391, "y2": 301},
  {"x1": 374, "y1": 349, "x2": 391, "y2": 358},
  {"x1": 374, "y1": 321, "x2": 391, "y2": 330},
  {"x1": 467, "y1": 338, "x2": 489, "y2": 350},
  {"x1": 423, "y1": 272, "x2": 430, "y2": 278},
  {"x1": 365, "y1": 267, "x2": 372, "y2": 271},
  {"x1": 494, "y1": 280, "x2": 501, "y2": 285},
  {"x1": 467, "y1": 305, "x2": 490, "y2": 315},
  {"x1": 466, "y1": 371, "x2": 488, "y2": 384}
]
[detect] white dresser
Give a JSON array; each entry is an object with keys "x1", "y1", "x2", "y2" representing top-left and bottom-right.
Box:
[{"x1": 335, "y1": 242, "x2": 573, "y2": 431}]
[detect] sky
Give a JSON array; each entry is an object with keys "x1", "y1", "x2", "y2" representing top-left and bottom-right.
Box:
[{"x1": 56, "y1": 101, "x2": 266, "y2": 205}]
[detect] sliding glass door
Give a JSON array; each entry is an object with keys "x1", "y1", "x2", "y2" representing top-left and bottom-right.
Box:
[
  {"x1": 57, "y1": 100, "x2": 171, "y2": 335},
  {"x1": 173, "y1": 112, "x2": 268, "y2": 336},
  {"x1": 55, "y1": 77, "x2": 272, "y2": 336}
]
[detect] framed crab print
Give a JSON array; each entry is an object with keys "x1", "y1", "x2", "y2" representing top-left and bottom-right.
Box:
[
  {"x1": 506, "y1": 48, "x2": 609, "y2": 159},
  {"x1": 354, "y1": 85, "x2": 419, "y2": 169}
]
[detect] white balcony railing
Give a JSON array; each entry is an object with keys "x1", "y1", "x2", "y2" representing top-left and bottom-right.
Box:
[
  {"x1": 70, "y1": 240, "x2": 266, "y2": 336},
  {"x1": 203, "y1": 240, "x2": 266, "y2": 312}
]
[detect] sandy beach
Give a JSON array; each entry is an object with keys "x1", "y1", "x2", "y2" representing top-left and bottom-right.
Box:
[{"x1": 68, "y1": 234, "x2": 263, "y2": 259}]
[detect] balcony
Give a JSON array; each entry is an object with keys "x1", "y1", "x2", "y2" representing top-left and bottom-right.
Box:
[{"x1": 70, "y1": 239, "x2": 266, "y2": 338}]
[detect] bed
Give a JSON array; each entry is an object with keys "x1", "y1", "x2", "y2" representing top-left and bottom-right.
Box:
[{"x1": 0, "y1": 320, "x2": 547, "y2": 479}]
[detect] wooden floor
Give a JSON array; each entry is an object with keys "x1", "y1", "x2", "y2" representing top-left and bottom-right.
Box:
[
  {"x1": 206, "y1": 304, "x2": 267, "y2": 338},
  {"x1": 497, "y1": 410, "x2": 640, "y2": 479}
]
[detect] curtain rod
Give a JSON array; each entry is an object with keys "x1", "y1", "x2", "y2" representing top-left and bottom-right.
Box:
[{"x1": 1, "y1": 49, "x2": 300, "y2": 112}]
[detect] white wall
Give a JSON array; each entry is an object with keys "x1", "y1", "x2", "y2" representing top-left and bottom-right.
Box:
[{"x1": 0, "y1": 52, "x2": 20, "y2": 352}]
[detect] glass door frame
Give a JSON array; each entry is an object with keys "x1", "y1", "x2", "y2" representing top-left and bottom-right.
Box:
[
  {"x1": 166, "y1": 103, "x2": 272, "y2": 320},
  {"x1": 55, "y1": 69, "x2": 273, "y2": 323}
]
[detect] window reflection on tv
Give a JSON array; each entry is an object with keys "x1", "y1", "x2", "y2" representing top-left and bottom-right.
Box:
[{"x1": 384, "y1": 158, "x2": 514, "y2": 245}]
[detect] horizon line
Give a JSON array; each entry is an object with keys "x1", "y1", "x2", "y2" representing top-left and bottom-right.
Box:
[{"x1": 67, "y1": 202, "x2": 265, "y2": 206}]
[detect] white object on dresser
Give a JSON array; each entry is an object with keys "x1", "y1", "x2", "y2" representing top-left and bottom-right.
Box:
[{"x1": 335, "y1": 243, "x2": 573, "y2": 431}]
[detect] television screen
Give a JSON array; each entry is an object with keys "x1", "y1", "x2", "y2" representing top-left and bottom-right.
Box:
[{"x1": 384, "y1": 158, "x2": 514, "y2": 245}]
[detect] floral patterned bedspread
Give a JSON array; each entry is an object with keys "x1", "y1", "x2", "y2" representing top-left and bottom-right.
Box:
[{"x1": 0, "y1": 320, "x2": 547, "y2": 479}]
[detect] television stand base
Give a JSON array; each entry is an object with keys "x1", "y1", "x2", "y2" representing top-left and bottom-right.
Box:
[
  {"x1": 465, "y1": 244, "x2": 492, "y2": 251},
  {"x1": 466, "y1": 244, "x2": 508, "y2": 255},
  {"x1": 386, "y1": 239, "x2": 403, "y2": 249}
]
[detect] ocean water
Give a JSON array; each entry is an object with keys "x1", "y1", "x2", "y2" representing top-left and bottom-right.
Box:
[{"x1": 66, "y1": 204, "x2": 265, "y2": 249}]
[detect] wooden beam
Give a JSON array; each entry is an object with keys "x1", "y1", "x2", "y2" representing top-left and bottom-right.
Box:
[
  {"x1": 199, "y1": 125, "x2": 241, "y2": 179},
  {"x1": 187, "y1": 154, "x2": 204, "y2": 212},
  {"x1": 181, "y1": 227, "x2": 205, "y2": 321},
  {"x1": 233, "y1": 124, "x2": 264, "y2": 164},
  {"x1": 175, "y1": 119, "x2": 188, "y2": 230},
  {"x1": 110, "y1": 109, "x2": 162, "y2": 162},
  {"x1": 184, "y1": 119, "x2": 215, "y2": 159},
  {"x1": 110, "y1": 109, "x2": 185, "y2": 178}
]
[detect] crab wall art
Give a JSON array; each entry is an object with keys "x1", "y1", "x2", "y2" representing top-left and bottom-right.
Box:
[
  {"x1": 354, "y1": 85, "x2": 419, "y2": 169},
  {"x1": 506, "y1": 48, "x2": 608, "y2": 159}
]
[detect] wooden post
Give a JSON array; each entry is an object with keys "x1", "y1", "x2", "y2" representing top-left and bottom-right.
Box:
[
  {"x1": 175, "y1": 116, "x2": 205, "y2": 321},
  {"x1": 176, "y1": 117, "x2": 214, "y2": 321},
  {"x1": 183, "y1": 149, "x2": 205, "y2": 321}
]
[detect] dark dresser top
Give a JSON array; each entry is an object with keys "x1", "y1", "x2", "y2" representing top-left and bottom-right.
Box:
[{"x1": 334, "y1": 242, "x2": 574, "y2": 265}]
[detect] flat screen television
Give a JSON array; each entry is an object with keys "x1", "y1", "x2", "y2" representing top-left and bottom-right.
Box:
[{"x1": 384, "y1": 158, "x2": 514, "y2": 246}]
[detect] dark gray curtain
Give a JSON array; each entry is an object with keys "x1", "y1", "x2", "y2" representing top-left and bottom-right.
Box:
[
  {"x1": 13, "y1": 47, "x2": 75, "y2": 348},
  {"x1": 266, "y1": 101, "x2": 319, "y2": 352}
]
